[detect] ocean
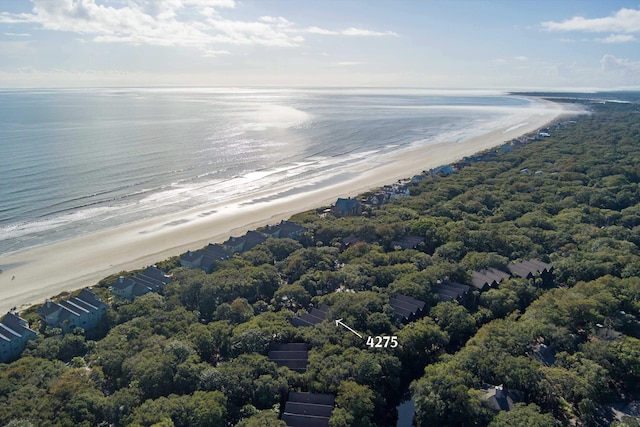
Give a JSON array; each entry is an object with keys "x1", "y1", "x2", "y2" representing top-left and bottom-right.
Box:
[{"x1": 0, "y1": 87, "x2": 541, "y2": 254}]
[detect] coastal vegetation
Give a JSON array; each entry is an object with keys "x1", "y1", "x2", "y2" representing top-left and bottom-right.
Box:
[{"x1": 2, "y1": 96, "x2": 640, "y2": 426}]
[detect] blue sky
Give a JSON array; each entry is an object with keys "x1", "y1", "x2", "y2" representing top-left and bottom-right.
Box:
[{"x1": 1, "y1": 0, "x2": 639, "y2": 89}]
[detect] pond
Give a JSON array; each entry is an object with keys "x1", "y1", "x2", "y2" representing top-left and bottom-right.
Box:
[{"x1": 396, "y1": 397, "x2": 415, "y2": 427}]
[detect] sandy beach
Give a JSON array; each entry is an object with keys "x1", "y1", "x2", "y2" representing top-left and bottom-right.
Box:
[{"x1": 0, "y1": 99, "x2": 575, "y2": 314}]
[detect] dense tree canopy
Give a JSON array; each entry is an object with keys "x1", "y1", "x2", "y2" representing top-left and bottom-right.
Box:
[{"x1": 2, "y1": 97, "x2": 640, "y2": 426}]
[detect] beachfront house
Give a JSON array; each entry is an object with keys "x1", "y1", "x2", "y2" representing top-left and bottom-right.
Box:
[
  {"x1": 0, "y1": 312, "x2": 38, "y2": 363},
  {"x1": 362, "y1": 192, "x2": 389, "y2": 207},
  {"x1": 261, "y1": 220, "x2": 306, "y2": 240},
  {"x1": 411, "y1": 174, "x2": 427, "y2": 185},
  {"x1": 383, "y1": 183, "x2": 411, "y2": 200},
  {"x1": 110, "y1": 266, "x2": 172, "y2": 300},
  {"x1": 38, "y1": 289, "x2": 107, "y2": 333},
  {"x1": 223, "y1": 230, "x2": 269, "y2": 253},
  {"x1": 331, "y1": 197, "x2": 362, "y2": 217},
  {"x1": 429, "y1": 165, "x2": 455, "y2": 177},
  {"x1": 180, "y1": 243, "x2": 233, "y2": 273}
]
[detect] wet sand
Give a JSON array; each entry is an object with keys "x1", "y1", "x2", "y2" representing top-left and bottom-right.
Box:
[{"x1": 0, "y1": 99, "x2": 575, "y2": 313}]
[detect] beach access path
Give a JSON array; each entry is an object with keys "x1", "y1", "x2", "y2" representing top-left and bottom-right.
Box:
[{"x1": 0, "y1": 99, "x2": 577, "y2": 313}]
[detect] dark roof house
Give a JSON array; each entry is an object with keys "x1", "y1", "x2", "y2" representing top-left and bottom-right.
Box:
[
  {"x1": 482, "y1": 385, "x2": 522, "y2": 411},
  {"x1": 507, "y1": 259, "x2": 554, "y2": 286},
  {"x1": 110, "y1": 266, "x2": 172, "y2": 300},
  {"x1": 432, "y1": 280, "x2": 470, "y2": 303},
  {"x1": 282, "y1": 392, "x2": 335, "y2": 427},
  {"x1": 223, "y1": 230, "x2": 269, "y2": 253},
  {"x1": 262, "y1": 220, "x2": 306, "y2": 240},
  {"x1": 180, "y1": 243, "x2": 233, "y2": 272},
  {"x1": 291, "y1": 305, "x2": 329, "y2": 327},
  {"x1": 531, "y1": 343, "x2": 556, "y2": 367},
  {"x1": 0, "y1": 312, "x2": 37, "y2": 363},
  {"x1": 331, "y1": 197, "x2": 362, "y2": 217},
  {"x1": 471, "y1": 268, "x2": 511, "y2": 291},
  {"x1": 429, "y1": 165, "x2": 455, "y2": 177},
  {"x1": 268, "y1": 343, "x2": 309, "y2": 372},
  {"x1": 389, "y1": 294, "x2": 426, "y2": 323},
  {"x1": 391, "y1": 235, "x2": 425, "y2": 250},
  {"x1": 341, "y1": 234, "x2": 364, "y2": 248}
]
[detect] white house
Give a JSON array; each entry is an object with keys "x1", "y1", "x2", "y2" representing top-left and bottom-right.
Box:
[
  {"x1": 0, "y1": 312, "x2": 37, "y2": 363},
  {"x1": 38, "y1": 289, "x2": 107, "y2": 333}
]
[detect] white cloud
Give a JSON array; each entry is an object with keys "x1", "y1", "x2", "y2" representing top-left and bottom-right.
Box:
[
  {"x1": 305, "y1": 26, "x2": 338, "y2": 35},
  {"x1": 336, "y1": 61, "x2": 363, "y2": 66},
  {"x1": 202, "y1": 49, "x2": 230, "y2": 57},
  {"x1": 304, "y1": 26, "x2": 397, "y2": 37},
  {"x1": 542, "y1": 8, "x2": 640, "y2": 33},
  {"x1": 514, "y1": 55, "x2": 528, "y2": 61},
  {"x1": 601, "y1": 54, "x2": 640, "y2": 73},
  {"x1": 0, "y1": 0, "x2": 397, "y2": 56},
  {"x1": 184, "y1": 0, "x2": 235, "y2": 7},
  {"x1": 205, "y1": 16, "x2": 304, "y2": 47},
  {"x1": 4, "y1": 32, "x2": 31, "y2": 36},
  {"x1": 598, "y1": 54, "x2": 640, "y2": 87},
  {"x1": 596, "y1": 34, "x2": 637, "y2": 43},
  {"x1": 342, "y1": 27, "x2": 398, "y2": 36},
  {"x1": 0, "y1": 11, "x2": 38, "y2": 24},
  {"x1": 260, "y1": 16, "x2": 293, "y2": 28}
]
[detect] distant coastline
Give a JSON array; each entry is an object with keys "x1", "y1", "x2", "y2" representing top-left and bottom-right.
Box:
[{"x1": 0, "y1": 96, "x2": 576, "y2": 314}]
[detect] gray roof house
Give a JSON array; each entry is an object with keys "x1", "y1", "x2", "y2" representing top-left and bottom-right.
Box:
[
  {"x1": 482, "y1": 385, "x2": 522, "y2": 411},
  {"x1": 432, "y1": 280, "x2": 470, "y2": 303},
  {"x1": 362, "y1": 192, "x2": 389, "y2": 207},
  {"x1": 268, "y1": 343, "x2": 309, "y2": 373},
  {"x1": 291, "y1": 304, "x2": 329, "y2": 327},
  {"x1": 262, "y1": 220, "x2": 306, "y2": 240},
  {"x1": 507, "y1": 259, "x2": 554, "y2": 286},
  {"x1": 391, "y1": 235, "x2": 425, "y2": 250},
  {"x1": 389, "y1": 294, "x2": 426, "y2": 323},
  {"x1": 111, "y1": 266, "x2": 172, "y2": 300},
  {"x1": 223, "y1": 230, "x2": 269, "y2": 253},
  {"x1": 282, "y1": 392, "x2": 335, "y2": 427},
  {"x1": 38, "y1": 289, "x2": 107, "y2": 333},
  {"x1": 471, "y1": 268, "x2": 511, "y2": 291},
  {"x1": 180, "y1": 243, "x2": 233, "y2": 273},
  {"x1": 331, "y1": 197, "x2": 362, "y2": 217},
  {"x1": 341, "y1": 234, "x2": 364, "y2": 249},
  {"x1": 0, "y1": 312, "x2": 37, "y2": 363}
]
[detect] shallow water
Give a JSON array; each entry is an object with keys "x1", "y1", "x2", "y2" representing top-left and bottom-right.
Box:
[{"x1": 0, "y1": 87, "x2": 539, "y2": 254}]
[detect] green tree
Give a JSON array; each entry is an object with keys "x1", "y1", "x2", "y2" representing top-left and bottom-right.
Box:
[
  {"x1": 236, "y1": 410, "x2": 287, "y2": 426},
  {"x1": 273, "y1": 283, "x2": 311, "y2": 310},
  {"x1": 412, "y1": 363, "x2": 489, "y2": 427},
  {"x1": 488, "y1": 403, "x2": 557, "y2": 427},
  {"x1": 396, "y1": 317, "x2": 449, "y2": 373},
  {"x1": 329, "y1": 381, "x2": 375, "y2": 427},
  {"x1": 430, "y1": 302, "x2": 477, "y2": 349}
]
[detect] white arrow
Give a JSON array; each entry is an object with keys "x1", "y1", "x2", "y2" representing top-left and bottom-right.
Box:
[{"x1": 335, "y1": 318, "x2": 363, "y2": 339}]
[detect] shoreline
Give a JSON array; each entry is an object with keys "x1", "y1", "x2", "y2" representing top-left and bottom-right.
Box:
[{"x1": 0, "y1": 98, "x2": 578, "y2": 314}]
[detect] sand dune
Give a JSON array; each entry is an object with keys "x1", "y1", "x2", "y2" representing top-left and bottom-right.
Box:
[{"x1": 0, "y1": 99, "x2": 576, "y2": 313}]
